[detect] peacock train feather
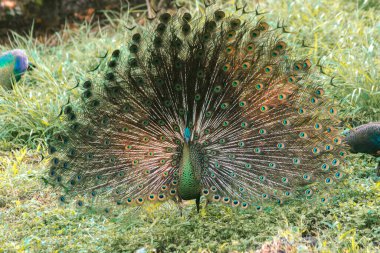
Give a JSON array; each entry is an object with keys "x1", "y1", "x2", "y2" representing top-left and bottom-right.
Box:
[{"x1": 46, "y1": 7, "x2": 348, "y2": 213}]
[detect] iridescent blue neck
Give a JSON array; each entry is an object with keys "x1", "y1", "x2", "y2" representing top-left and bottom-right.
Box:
[
  {"x1": 0, "y1": 50, "x2": 29, "y2": 80},
  {"x1": 184, "y1": 127, "x2": 191, "y2": 144},
  {"x1": 14, "y1": 56, "x2": 28, "y2": 79}
]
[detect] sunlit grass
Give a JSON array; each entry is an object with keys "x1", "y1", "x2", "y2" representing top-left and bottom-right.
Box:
[
  {"x1": 0, "y1": 0, "x2": 379, "y2": 252},
  {"x1": 0, "y1": 151, "x2": 378, "y2": 252}
]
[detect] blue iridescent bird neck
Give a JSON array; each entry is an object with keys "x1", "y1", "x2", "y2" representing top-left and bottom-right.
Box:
[
  {"x1": 12, "y1": 50, "x2": 29, "y2": 78},
  {"x1": 184, "y1": 127, "x2": 191, "y2": 143},
  {"x1": 0, "y1": 49, "x2": 29, "y2": 80}
]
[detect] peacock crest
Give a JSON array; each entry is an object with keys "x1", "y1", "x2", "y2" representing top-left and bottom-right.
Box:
[{"x1": 46, "y1": 5, "x2": 347, "y2": 213}]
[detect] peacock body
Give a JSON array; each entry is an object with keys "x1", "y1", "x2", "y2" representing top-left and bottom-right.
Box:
[
  {"x1": 344, "y1": 122, "x2": 380, "y2": 176},
  {"x1": 344, "y1": 122, "x2": 380, "y2": 157},
  {"x1": 47, "y1": 7, "x2": 347, "y2": 213},
  {"x1": 0, "y1": 49, "x2": 29, "y2": 90}
]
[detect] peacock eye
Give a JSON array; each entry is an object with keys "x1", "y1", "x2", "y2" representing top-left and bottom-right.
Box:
[
  {"x1": 230, "y1": 19, "x2": 241, "y2": 29},
  {"x1": 182, "y1": 24, "x2": 191, "y2": 34},
  {"x1": 83, "y1": 80, "x2": 92, "y2": 89},
  {"x1": 214, "y1": 10, "x2": 225, "y2": 21},
  {"x1": 129, "y1": 44, "x2": 139, "y2": 54},
  {"x1": 111, "y1": 50, "x2": 120, "y2": 58},
  {"x1": 182, "y1": 13, "x2": 192, "y2": 22},
  {"x1": 159, "y1": 13, "x2": 171, "y2": 23},
  {"x1": 132, "y1": 33, "x2": 141, "y2": 43},
  {"x1": 250, "y1": 29, "x2": 260, "y2": 38}
]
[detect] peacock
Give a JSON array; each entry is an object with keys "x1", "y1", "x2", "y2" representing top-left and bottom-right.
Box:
[
  {"x1": 47, "y1": 6, "x2": 348, "y2": 213},
  {"x1": 344, "y1": 122, "x2": 380, "y2": 176},
  {"x1": 0, "y1": 49, "x2": 29, "y2": 90}
]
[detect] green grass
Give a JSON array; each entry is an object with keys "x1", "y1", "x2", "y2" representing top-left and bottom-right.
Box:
[{"x1": 0, "y1": 0, "x2": 379, "y2": 252}]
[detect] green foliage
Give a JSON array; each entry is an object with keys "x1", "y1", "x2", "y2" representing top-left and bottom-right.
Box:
[
  {"x1": 0, "y1": 0, "x2": 379, "y2": 252},
  {"x1": 259, "y1": 0, "x2": 380, "y2": 124},
  {"x1": 0, "y1": 151, "x2": 379, "y2": 252}
]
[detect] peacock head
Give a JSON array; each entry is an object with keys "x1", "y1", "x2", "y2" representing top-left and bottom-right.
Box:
[
  {"x1": 184, "y1": 127, "x2": 191, "y2": 144},
  {"x1": 10, "y1": 49, "x2": 29, "y2": 81},
  {"x1": 342, "y1": 128, "x2": 351, "y2": 138}
]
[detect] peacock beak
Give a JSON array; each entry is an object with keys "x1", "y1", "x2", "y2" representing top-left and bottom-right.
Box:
[{"x1": 27, "y1": 63, "x2": 36, "y2": 71}]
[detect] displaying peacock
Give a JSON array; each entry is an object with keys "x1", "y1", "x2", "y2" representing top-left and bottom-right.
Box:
[
  {"x1": 344, "y1": 122, "x2": 380, "y2": 176},
  {"x1": 47, "y1": 6, "x2": 348, "y2": 213},
  {"x1": 0, "y1": 49, "x2": 29, "y2": 90}
]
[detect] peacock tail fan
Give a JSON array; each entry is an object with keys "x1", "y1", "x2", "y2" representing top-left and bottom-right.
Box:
[{"x1": 46, "y1": 6, "x2": 348, "y2": 214}]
